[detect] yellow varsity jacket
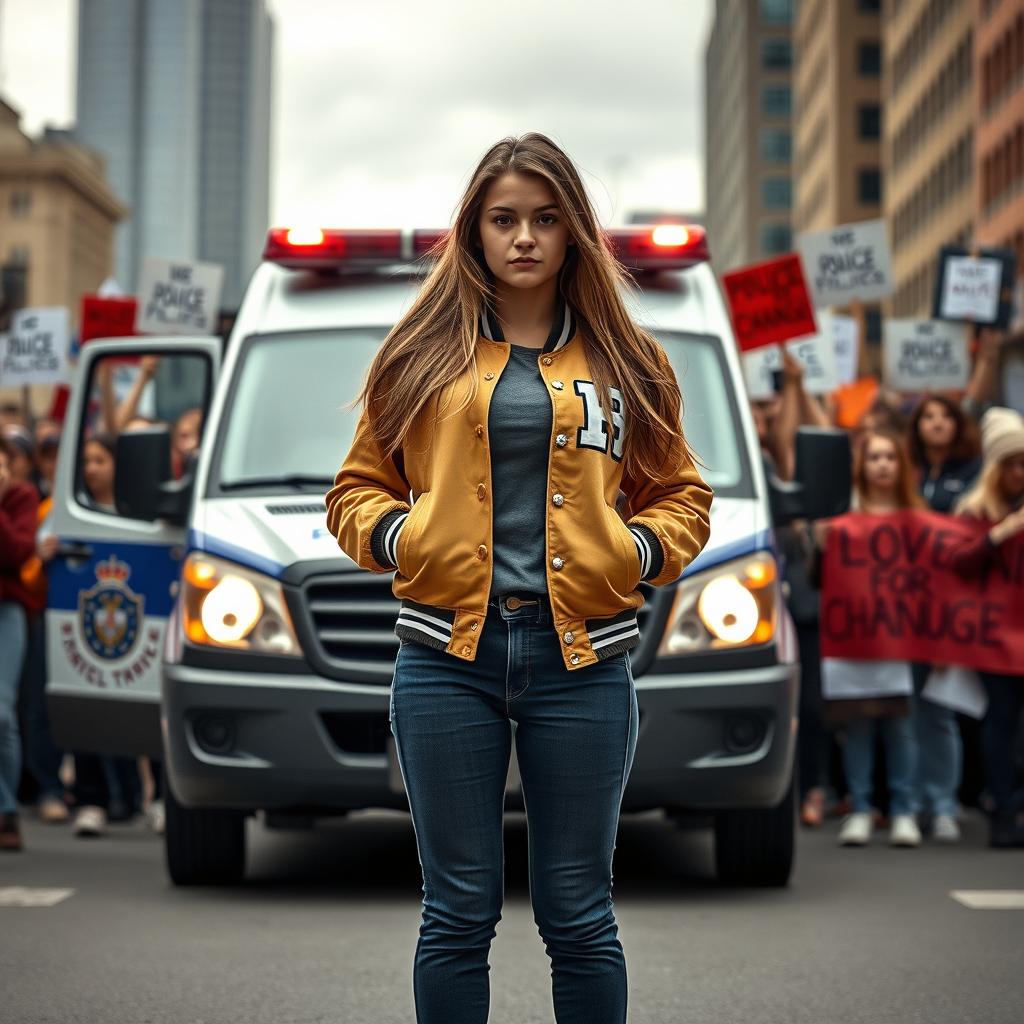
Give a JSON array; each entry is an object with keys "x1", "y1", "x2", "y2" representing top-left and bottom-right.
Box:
[{"x1": 325, "y1": 301, "x2": 713, "y2": 671}]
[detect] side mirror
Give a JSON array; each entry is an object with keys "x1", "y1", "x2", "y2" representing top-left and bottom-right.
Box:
[
  {"x1": 114, "y1": 427, "x2": 194, "y2": 525},
  {"x1": 769, "y1": 427, "x2": 851, "y2": 525}
]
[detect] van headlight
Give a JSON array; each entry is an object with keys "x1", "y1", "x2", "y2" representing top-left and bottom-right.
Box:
[
  {"x1": 657, "y1": 552, "x2": 777, "y2": 656},
  {"x1": 181, "y1": 552, "x2": 301, "y2": 656}
]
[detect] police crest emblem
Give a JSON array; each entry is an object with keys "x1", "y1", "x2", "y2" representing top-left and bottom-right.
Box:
[{"x1": 79, "y1": 554, "x2": 144, "y2": 660}]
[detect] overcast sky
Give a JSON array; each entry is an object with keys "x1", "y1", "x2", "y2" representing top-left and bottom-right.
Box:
[{"x1": 0, "y1": 0, "x2": 712, "y2": 228}]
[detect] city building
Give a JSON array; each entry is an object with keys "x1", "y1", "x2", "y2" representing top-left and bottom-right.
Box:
[
  {"x1": 883, "y1": 0, "x2": 976, "y2": 317},
  {"x1": 975, "y1": 0, "x2": 1024, "y2": 282},
  {"x1": 74, "y1": 0, "x2": 273, "y2": 310},
  {"x1": 705, "y1": 0, "x2": 795, "y2": 275},
  {"x1": 0, "y1": 97, "x2": 127, "y2": 412}
]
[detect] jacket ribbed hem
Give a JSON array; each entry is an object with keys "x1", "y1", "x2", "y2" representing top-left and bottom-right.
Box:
[
  {"x1": 371, "y1": 509, "x2": 408, "y2": 570},
  {"x1": 629, "y1": 523, "x2": 665, "y2": 582}
]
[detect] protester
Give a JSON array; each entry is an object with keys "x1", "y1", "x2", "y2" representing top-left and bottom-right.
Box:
[
  {"x1": 817, "y1": 430, "x2": 924, "y2": 848},
  {"x1": 951, "y1": 407, "x2": 1024, "y2": 848},
  {"x1": 0, "y1": 402, "x2": 28, "y2": 430},
  {"x1": 33, "y1": 421, "x2": 61, "y2": 499},
  {"x1": 1, "y1": 424, "x2": 39, "y2": 492},
  {"x1": 80, "y1": 433, "x2": 118, "y2": 511},
  {"x1": 903, "y1": 394, "x2": 983, "y2": 843},
  {"x1": 0, "y1": 437, "x2": 40, "y2": 851}
]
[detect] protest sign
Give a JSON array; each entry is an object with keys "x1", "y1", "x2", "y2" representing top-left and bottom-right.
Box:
[
  {"x1": 785, "y1": 331, "x2": 838, "y2": 395},
  {"x1": 821, "y1": 659, "x2": 913, "y2": 701},
  {"x1": 742, "y1": 344, "x2": 781, "y2": 400},
  {"x1": 820, "y1": 511, "x2": 1024, "y2": 675},
  {"x1": 796, "y1": 219, "x2": 894, "y2": 307},
  {"x1": 722, "y1": 254, "x2": 817, "y2": 352},
  {"x1": 81, "y1": 295, "x2": 138, "y2": 344},
  {"x1": 922, "y1": 666, "x2": 988, "y2": 720},
  {"x1": 933, "y1": 246, "x2": 1017, "y2": 327},
  {"x1": 882, "y1": 319, "x2": 969, "y2": 392},
  {"x1": 135, "y1": 257, "x2": 224, "y2": 335},
  {"x1": 0, "y1": 307, "x2": 70, "y2": 387},
  {"x1": 823, "y1": 313, "x2": 858, "y2": 386}
]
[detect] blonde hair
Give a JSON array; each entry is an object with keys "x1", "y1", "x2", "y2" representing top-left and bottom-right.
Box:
[
  {"x1": 955, "y1": 460, "x2": 1012, "y2": 521},
  {"x1": 349, "y1": 132, "x2": 693, "y2": 485}
]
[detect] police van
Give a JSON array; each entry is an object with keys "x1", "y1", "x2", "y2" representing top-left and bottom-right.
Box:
[{"x1": 46, "y1": 225, "x2": 849, "y2": 887}]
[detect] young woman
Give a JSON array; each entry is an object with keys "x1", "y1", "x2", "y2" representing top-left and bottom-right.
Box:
[
  {"x1": 819, "y1": 430, "x2": 924, "y2": 848},
  {"x1": 951, "y1": 407, "x2": 1024, "y2": 848},
  {"x1": 80, "y1": 433, "x2": 118, "y2": 512},
  {"x1": 327, "y1": 134, "x2": 712, "y2": 1024},
  {"x1": 904, "y1": 395, "x2": 982, "y2": 843}
]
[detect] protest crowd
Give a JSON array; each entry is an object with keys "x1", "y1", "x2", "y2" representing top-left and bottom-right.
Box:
[{"x1": 0, "y1": 357, "x2": 203, "y2": 852}]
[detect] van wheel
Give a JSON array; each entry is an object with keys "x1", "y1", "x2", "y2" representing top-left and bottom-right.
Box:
[
  {"x1": 164, "y1": 785, "x2": 246, "y2": 886},
  {"x1": 713, "y1": 771, "x2": 795, "y2": 887}
]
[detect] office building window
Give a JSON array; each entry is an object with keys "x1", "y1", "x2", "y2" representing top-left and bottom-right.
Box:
[
  {"x1": 9, "y1": 191, "x2": 31, "y2": 217},
  {"x1": 8, "y1": 246, "x2": 30, "y2": 266},
  {"x1": 858, "y1": 0, "x2": 880, "y2": 11},
  {"x1": 759, "y1": 0, "x2": 793, "y2": 23},
  {"x1": 858, "y1": 104, "x2": 881, "y2": 139},
  {"x1": 761, "y1": 38, "x2": 793, "y2": 70},
  {"x1": 761, "y1": 85, "x2": 792, "y2": 117},
  {"x1": 858, "y1": 168, "x2": 882, "y2": 203},
  {"x1": 762, "y1": 178, "x2": 792, "y2": 209},
  {"x1": 760, "y1": 223, "x2": 792, "y2": 254},
  {"x1": 761, "y1": 129, "x2": 792, "y2": 161},
  {"x1": 858, "y1": 41, "x2": 881, "y2": 76}
]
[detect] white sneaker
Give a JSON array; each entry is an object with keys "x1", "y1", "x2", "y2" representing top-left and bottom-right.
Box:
[
  {"x1": 932, "y1": 814, "x2": 961, "y2": 843},
  {"x1": 838, "y1": 812, "x2": 874, "y2": 846},
  {"x1": 889, "y1": 814, "x2": 922, "y2": 847},
  {"x1": 145, "y1": 799, "x2": 165, "y2": 835},
  {"x1": 72, "y1": 805, "x2": 107, "y2": 838}
]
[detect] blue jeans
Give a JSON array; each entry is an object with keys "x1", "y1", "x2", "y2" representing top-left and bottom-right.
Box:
[
  {"x1": 841, "y1": 712, "x2": 917, "y2": 816},
  {"x1": 389, "y1": 593, "x2": 639, "y2": 1024},
  {"x1": 0, "y1": 601, "x2": 27, "y2": 815},
  {"x1": 910, "y1": 664, "x2": 962, "y2": 817},
  {"x1": 980, "y1": 672, "x2": 1024, "y2": 815},
  {"x1": 21, "y1": 614, "x2": 66, "y2": 800}
]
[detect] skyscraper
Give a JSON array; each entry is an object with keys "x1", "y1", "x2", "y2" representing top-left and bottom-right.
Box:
[{"x1": 74, "y1": 0, "x2": 272, "y2": 310}]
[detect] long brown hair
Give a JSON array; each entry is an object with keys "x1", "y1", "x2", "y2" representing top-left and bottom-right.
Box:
[
  {"x1": 906, "y1": 394, "x2": 979, "y2": 468},
  {"x1": 853, "y1": 429, "x2": 925, "y2": 510},
  {"x1": 349, "y1": 132, "x2": 693, "y2": 484}
]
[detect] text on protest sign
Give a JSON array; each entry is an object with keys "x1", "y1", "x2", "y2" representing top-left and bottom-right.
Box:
[
  {"x1": 0, "y1": 308, "x2": 70, "y2": 387},
  {"x1": 933, "y1": 246, "x2": 1017, "y2": 327},
  {"x1": 135, "y1": 257, "x2": 224, "y2": 336},
  {"x1": 882, "y1": 319, "x2": 969, "y2": 392},
  {"x1": 722, "y1": 254, "x2": 817, "y2": 352},
  {"x1": 820, "y1": 511, "x2": 1024, "y2": 675},
  {"x1": 796, "y1": 219, "x2": 894, "y2": 308},
  {"x1": 822, "y1": 313, "x2": 859, "y2": 386}
]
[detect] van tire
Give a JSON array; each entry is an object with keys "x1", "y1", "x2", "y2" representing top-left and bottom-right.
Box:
[
  {"x1": 164, "y1": 785, "x2": 246, "y2": 886},
  {"x1": 713, "y1": 771, "x2": 795, "y2": 887}
]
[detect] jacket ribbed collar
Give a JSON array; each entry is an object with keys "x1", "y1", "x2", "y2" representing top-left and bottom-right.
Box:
[{"x1": 478, "y1": 295, "x2": 577, "y2": 354}]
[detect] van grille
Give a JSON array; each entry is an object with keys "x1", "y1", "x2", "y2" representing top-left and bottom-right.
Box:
[
  {"x1": 301, "y1": 571, "x2": 402, "y2": 684},
  {"x1": 299, "y1": 573, "x2": 658, "y2": 685}
]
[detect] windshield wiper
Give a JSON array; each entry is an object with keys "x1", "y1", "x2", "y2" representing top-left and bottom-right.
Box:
[{"x1": 219, "y1": 474, "x2": 334, "y2": 492}]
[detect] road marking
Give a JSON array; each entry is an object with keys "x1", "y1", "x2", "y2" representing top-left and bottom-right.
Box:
[
  {"x1": 0, "y1": 887, "x2": 75, "y2": 907},
  {"x1": 951, "y1": 890, "x2": 1024, "y2": 910}
]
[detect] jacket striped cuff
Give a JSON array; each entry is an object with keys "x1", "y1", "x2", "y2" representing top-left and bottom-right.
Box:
[
  {"x1": 371, "y1": 509, "x2": 409, "y2": 570},
  {"x1": 629, "y1": 523, "x2": 664, "y2": 582}
]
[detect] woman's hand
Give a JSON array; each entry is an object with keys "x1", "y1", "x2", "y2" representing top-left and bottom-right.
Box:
[
  {"x1": 37, "y1": 535, "x2": 60, "y2": 563},
  {"x1": 989, "y1": 507, "x2": 1024, "y2": 546}
]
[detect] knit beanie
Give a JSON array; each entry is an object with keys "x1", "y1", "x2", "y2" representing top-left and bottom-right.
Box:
[{"x1": 980, "y1": 406, "x2": 1024, "y2": 468}]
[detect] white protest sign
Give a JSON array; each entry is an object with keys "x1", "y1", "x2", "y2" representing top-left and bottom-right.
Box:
[
  {"x1": 822, "y1": 312, "x2": 859, "y2": 386},
  {"x1": 937, "y1": 255, "x2": 1002, "y2": 323},
  {"x1": 135, "y1": 257, "x2": 224, "y2": 335},
  {"x1": 796, "y1": 219, "x2": 893, "y2": 307},
  {"x1": 922, "y1": 667, "x2": 988, "y2": 720},
  {"x1": 882, "y1": 319, "x2": 970, "y2": 392},
  {"x1": 785, "y1": 331, "x2": 838, "y2": 395},
  {"x1": 742, "y1": 344, "x2": 781, "y2": 401},
  {"x1": 0, "y1": 307, "x2": 70, "y2": 386}
]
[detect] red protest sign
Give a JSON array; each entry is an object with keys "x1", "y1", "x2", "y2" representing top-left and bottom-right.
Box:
[
  {"x1": 722, "y1": 254, "x2": 817, "y2": 351},
  {"x1": 80, "y1": 295, "x2": 138, "y2": 345},
  {"x1": 820, "y1": 510, "x2": 1024, "y2": 674}
]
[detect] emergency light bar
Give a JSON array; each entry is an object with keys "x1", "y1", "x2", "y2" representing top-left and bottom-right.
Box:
[{"x1": 263, "y1": 225, "x2": 708, "y2": 271}]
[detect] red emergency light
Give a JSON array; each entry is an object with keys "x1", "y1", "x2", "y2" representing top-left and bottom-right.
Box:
[{"x1": 263, "y1": 224, "x2": 708, "y2": 271}]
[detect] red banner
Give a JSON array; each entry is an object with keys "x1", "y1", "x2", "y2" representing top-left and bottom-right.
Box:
[
  {"x1": 820, "y1": 510, "x2": 1024, "y2": 674},
  {"x1": 722, "y1": 253, "x2": 817, "y2": 352},
  {"x1": 80, "y1": 295, "x2": 137, "y2": 345}
]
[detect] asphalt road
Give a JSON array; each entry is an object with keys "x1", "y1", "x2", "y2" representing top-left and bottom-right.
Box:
[{"x1": 2, "y1": 808, "x2": 1022, "y2": 1024}]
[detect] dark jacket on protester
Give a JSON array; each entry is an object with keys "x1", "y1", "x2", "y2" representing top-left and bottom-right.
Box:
[
  {"x1": 0, "y1": 480, "x2": 40, "y2": 608},
  {"x1": 918, "y1": 457, "x2": 981, "y2": 513}
]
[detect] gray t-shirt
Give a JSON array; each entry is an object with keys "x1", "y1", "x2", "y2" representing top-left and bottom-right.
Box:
[{"x1": 488, "y1": 342, "x2": 552, "y2": 597}]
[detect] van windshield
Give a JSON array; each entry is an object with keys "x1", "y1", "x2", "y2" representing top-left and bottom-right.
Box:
[{"x1": 210, "y1": 328, "x2": 750, "y2": 497}]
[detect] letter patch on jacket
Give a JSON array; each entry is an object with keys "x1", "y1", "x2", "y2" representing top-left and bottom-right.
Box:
[{"x1": 573, "y1": 380, "x2": 625, "y2": 462}]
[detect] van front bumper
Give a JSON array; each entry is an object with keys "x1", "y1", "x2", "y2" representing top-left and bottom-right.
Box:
[{"x1": 163, "y1": 658, "x2": 799, "y2": 814}]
